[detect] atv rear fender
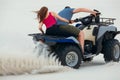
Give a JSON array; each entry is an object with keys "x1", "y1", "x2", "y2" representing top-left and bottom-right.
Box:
[{"x1": 28, "y1": 33, "x2": 79, "y2": 45}]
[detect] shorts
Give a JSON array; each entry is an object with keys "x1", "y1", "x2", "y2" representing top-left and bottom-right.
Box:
[{"x1": 46, "y1": 24, "x2": 80, "y2": 37}]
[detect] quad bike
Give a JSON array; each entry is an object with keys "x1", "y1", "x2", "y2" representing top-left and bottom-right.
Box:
[{"x1": 29, "y1": 10, "x2": 120, "y2": 69}]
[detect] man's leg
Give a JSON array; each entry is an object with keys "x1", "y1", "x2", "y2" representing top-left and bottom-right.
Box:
[
  {"x1": 78, "y1": 31, "x2": 84, "y2": 54},
  {"x1": 60, "y1": 25, "x2": 85, "y2": 54}
]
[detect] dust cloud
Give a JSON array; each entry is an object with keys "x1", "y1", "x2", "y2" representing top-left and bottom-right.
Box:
[{"x1": 0, "y1": 42, "x2": 73, "y2": 76}]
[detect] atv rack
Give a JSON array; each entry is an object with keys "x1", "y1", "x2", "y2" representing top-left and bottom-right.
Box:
[{"x1": 100, "y1": 18, "x2": 116, "y2": 26}]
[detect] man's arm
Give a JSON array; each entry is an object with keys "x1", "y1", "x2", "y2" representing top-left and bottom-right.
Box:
[{"x1": 73, "y1": 8, "x2": 96, "y2": 15}]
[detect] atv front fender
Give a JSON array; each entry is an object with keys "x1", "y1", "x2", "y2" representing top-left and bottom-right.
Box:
[
  {"x1": 116, "y1": 31, "x2": 120, "y2": 35},
  {"x1": 112, "y1": 31, "x2": 120, "y2": 38},
  {"x1": 97, "y1": 25, "x2": 117, "y2": 40}
]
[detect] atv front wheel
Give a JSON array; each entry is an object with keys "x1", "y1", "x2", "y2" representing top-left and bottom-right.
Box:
[
  {"x1": 103, "y1": 39, "x2": 120, "y2": 62},
  {"x1": 56, "y1": 44, "x2": 82, "y2": 69}
]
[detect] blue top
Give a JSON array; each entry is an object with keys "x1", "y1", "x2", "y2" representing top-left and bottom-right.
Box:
[{"x1": 57, "y1": 8, "x2": 74, "y2": 25}]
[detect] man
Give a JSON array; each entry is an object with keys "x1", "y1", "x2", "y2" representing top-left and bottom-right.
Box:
[{"x1": 57, "y1": 6, "x2": 96, "y2": 54}]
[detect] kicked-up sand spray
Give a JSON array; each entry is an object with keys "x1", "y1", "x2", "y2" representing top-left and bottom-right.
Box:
[{"x1": 0, "y1": 42, "x2": 73, "y2": 75}]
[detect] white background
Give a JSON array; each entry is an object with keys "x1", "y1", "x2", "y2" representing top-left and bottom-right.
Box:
[{"x1": 0, "y1": 0, "x2": 120, "y2": 80}]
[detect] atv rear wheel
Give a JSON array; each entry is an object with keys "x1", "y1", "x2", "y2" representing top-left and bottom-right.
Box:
[
  {"x1": 103, "y1": 39, "x2": 120, "y2": 62},
  {"x1": 56, "y1": 44, "x2": 82, "y2": 69}
]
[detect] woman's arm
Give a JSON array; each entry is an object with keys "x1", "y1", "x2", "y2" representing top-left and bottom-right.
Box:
[
  {"x1": 38, "y1": 22, "x2": 44, "y2": 34},
  {"x1": 51, "y1": 12, "x2": 70, "y2": 23}
]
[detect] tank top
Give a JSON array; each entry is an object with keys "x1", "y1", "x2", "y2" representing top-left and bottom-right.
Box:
[{"x1": 43, "y1": 12, "x2": 56, "y2": 29}]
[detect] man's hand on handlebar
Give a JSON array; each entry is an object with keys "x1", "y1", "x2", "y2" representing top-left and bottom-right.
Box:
[{"x1": 69, "y1": 20, "x2": 74, "y2": 24}]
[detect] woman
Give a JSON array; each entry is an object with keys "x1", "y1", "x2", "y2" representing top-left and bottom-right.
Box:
[
  {"x1": 36, "y1": 6, "x2": 84, "y2": 53},
  {"x1": 36, "y1": 6, "x2": 70, "y2": 35}
]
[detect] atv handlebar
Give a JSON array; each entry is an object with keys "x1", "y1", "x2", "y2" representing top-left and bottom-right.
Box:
[{"x1": 74, "y1": 10, "x2": 101, "y2": 25}]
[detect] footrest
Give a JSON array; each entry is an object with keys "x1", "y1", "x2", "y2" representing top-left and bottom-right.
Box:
[{"x1": 84, "y1": 54, "x2": 95, "y2": 59}]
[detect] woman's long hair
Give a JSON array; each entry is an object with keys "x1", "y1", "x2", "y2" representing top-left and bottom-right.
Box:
[{"x1": 36, "y1": 6, "x2": 48, "y2": 23}]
